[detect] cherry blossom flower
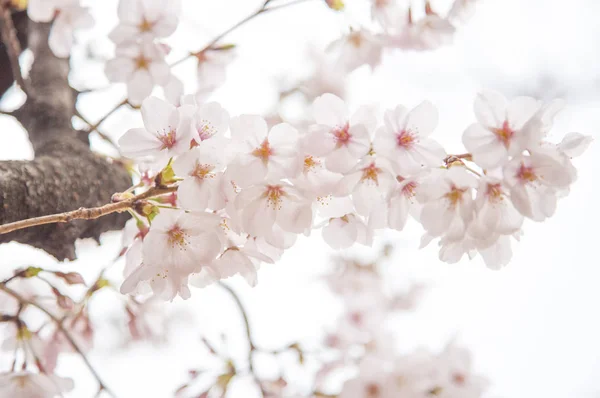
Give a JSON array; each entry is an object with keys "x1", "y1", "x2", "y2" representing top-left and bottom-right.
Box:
[
  {"x1": 557, "y1": 132, "x2": 593, "y2": 158},
  {"x1": 172, "y1": 144, "x2": 226, "y2": 211},
  {"x1": 105, "y1": 40, "x2": 171, "y2": 105},
  {"x1": 0, "y1": 372, "x2": 74, "y2": 398},
  {"x1": 119, "y1": 96, "x2": 194, "y2": 167},
  {"x1": 121, "y1": 210, "x2": 223, "y2": 300},
  {"x1": 374, "y1": 101, "x2": 446, "y2": 176},
  {"x1": 371, "y1": 0, "x2": 408, "y2": 32},
  {"x1": 503, "y1": 152, "x2": 574, "y2": 221},
  {"x1": 462, "y1": 91, "x2": 542, "y2": 169},
  {"x1": 227, "y1": 116, "x2": 299, "y2": 187},
  {"x1": 322, "y1": 213, "x2": 371, "y2": 250},
  {"x1": 447, "y1": 0, "x2": 479, "y2": 24},
  {"x1": 198, "y1": 245, "x2": 274, "y2": 287},
  {"x1": 417, "y1": 167, "x2": 477, "y2": 239},
  {"x1": 235, "y1": 182, "x2": 312, "y2": 238},
  {"x1": 327, "y1": 29, "x2": 383, "y2": 72},
  {"x1": 304, "y1": 94, "x2": 376, "y2": 173},
  {"x1": 335, "y1": 156, "x2": 395, "y2": 216},
  {"x1": 473, "y1": 176, "x2": 523, "y2": 235},
  {"x1": 195, "y1": 48, "x2": 236, "y2": 101},
  {"x1": 28, "y1": 0, "x2": 94, "y2": 58},
  {"x1": 109, "y1": 0, "x2": 181, "y2": 45},
  {"x1": 387, "y1": 174, "x2": 424, "y2": 231},
  {"x1": 191, "y1": 102, "x2": 230, "y2": 145}
]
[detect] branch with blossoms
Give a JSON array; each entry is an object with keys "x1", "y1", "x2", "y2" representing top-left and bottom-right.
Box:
[{"x1": 0, "y1": 0, "x2": 594, "y2": 396}]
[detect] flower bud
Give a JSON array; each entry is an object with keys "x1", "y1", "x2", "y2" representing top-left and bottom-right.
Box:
[{"x1": 325, "y1": 0, "x2": 344, "y2": 10}]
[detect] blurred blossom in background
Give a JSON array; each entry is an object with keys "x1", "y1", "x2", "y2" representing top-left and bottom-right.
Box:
[{"x1": 0, "y1": 0, "x2": 599, "y2": 397}]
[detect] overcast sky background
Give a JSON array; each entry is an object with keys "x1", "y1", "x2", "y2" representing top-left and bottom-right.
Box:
[{"x1": 1, "y1": 0, "x2": 599, "y2": 397}]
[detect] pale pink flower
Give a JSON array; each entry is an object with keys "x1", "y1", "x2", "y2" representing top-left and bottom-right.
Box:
[
  {"x1": 0, "y1": 372, "x2": 74, "y2": 398},
  {"x1": 371, "y1": 0, "x2": 408, "y2": 32},
  {"x1": 387, "y1": 174, "x2": 423, "y2": 231},
  {"x1": 322, "y1": 213, "x2": 370, "y2": 250},
  {"x1": 503, "y1": 152, "x2": 574, "y2": 221},
  {"x1": 235, "y1": 182, "x2": 312, "y2": 238},
  {"x1": 105, "y1": 40, "x2": 171, "y2": 105},
  {"x1": 417, "y1": 167, "x2": 477, "y2": 239},
  {"x1": 227, "y1": 116, "x2": 299, "y2": 187},
  {"x1": 121, "y1": 210, "x2": 223, "y2": 300},
  {"x1": 335, "y1": 156, "x2": 395, "y2": 217},
  {"x1": 386, "y1": 15, "x2": 456, "y2": 50},
  {"x1": 50, "y1": 1, "x2": 94, "y2": 58},
  {"x1": 374, "y1": 101, "x2": 445, "y2": 176},
  {"x1": 172, "y1": 143, "x2": 225, "y2": 211},
  {"x1": 557, "y1": 132, "x2": 593, "y2": 158},
  {"x1": 304, "y1": 94, "x2": 376, "y2": 173},
  {"x1": 447, "y1": 0, "x2": 479, "y2": 24},
  {"x1": 473, "y1": 176, "x2": 523, "y2": 235},
  {"x1": 197, "y1": 246, "x2": 274, "y2": 288},
  {"x1": 291, "y1": 154, "x2": 344, "y2": 198},
  {"x1": 192, "y1": 102, "x2": 230, "y2": 144},
  {"x1": 327, "y1": 29, "x2": 383, "y2": 72},
  {"x1": 119, "y1": 96, "x2": 194, "y2": 167},
  {"x1": 462, "y1": 91, "x2": 542, "y2": 169},
  {"x1": 109, "y1": 0, "x2": 181, "y2": 45},
  {"x1": 195, "y1": 49, "x2": 236, "y2": 101}
]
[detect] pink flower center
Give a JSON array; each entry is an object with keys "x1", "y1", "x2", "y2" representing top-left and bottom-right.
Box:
[
  {"x1": 365, "y1": 383, "x2": 381, "y2": 397},
  {"x1": 361, "y1": 162, "x2": 381, "y2": 184},
  {"x1": 138, "y1": 18, "x2": 155, "y2": 33},
  {"x1": 197, "y1": 120, "x2": 216, "y2": 141},
  {"x1": 486, "y1": 183, "x2": 504, "y2": 203},
  {"x1": 492, "y1": 120, "x2": 514, "y2": 148},
  {"x1": 191, "y1": 163, "x2": 214, "y2": 180},
  {"x1": 167, "y1": 225, "x2": 188, "y2": 249},
  {"x1": 445, "y1": 185, "x2": 467, "y2": 207},
  {"x1": 333, "y1": 123, "x2": 351, "y2": 147},
  {"x1": 517, "y1": 163, "x2": 537, "y2": 182},
  {"x1": 402, "y1": 181, "x2": 418, "y2": 198},
  {"x1": 349, "y1": 32, "x2": 364, "y2": 48},
  {"x1": 303, "y1": 155, "x2": 320, "y2": 173},
  {"x1": 158, "y1": 129, "x2": 178, "y2": 150},
  {"x1": 453, "y1": 373, "x2": 466, "y2": 386},
  {"x1": 396, "y1": 130, "x2": 415, "y2": 149},
  {"x1": 134, "y1": 55, "x2": 150, "y2": 70},
  {"x1": 252, "y1": 139, "x2": 273, "y2": 164},
  {"x1": 264, "y1": 185, "x2": 284, "y2": 209}
]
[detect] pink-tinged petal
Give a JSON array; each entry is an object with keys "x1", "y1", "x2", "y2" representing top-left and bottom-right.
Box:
[
  {"x1": 243, "y1": 248, "x2": 274, "y2": 264},
  {"x1": 177, "y1": 178, "x2": 212, "y2": 211},
  {"x1": 228, "y1": 156, "x2": 267, "y2": 188},
  {"x1": 372, "y1": 125, "x2": 397, "y2": 158},
  {"x1": 150, "y1": 61, "x2": 171, "y2": 86},
  {"x1": 264, "y1": 226, "x2": 297, "y2": 249},
  {"x1": 119, "y1": 128, "x2": 161, "y2": 158},
  {"x1": 117, "y1": 0, "x2": 143, "y2": 23},
  {"x1": 313, "y1": 93, "x2": 348, "y2": 127},
  {"x1": 479, "y1": 235, "x2": 512, "y2": 270},
  {"x1": 189, "y1": 266, "x2": 219, "y2": 288},
  {"x1": 411, "y1": 138, "x2": 446, "y2": 168},
  {"x1": 335, "y1": 171, "x2": 362, "y2": 196},
  {"x1": 474, "y1": 90, "x2": 507, "y2": 128},
  {"x1": 127, "y1": 70, "x2": 154, "y2": 105},
  {"x1": 277, "y1": 202, "x2": 312, "y2": 234},
  {"x1": 471, "y1": 139, "x2": 508, "y2": 169},
  {"x1": 303, "y1": 125, "x2": 336, "y2": 156},
  {"x1": 404, "y1": 100, "x2": 438, "y2": 137},
  {"x1": 350, "y1": 105, "x2": 378, "y2": 132},
  {"x1": 322, "y1": 218, "x2": 357, "y2": 249},
  {"x1": 532, "y1": 152, "x2": 573, "y2": 188},
  {"x1": 230, "y1": 114, "x2": 268, "y2": 145},
  {"x1": 120, "y1": 263, "x2": 155, "y2": 295},
  {"x1": 384, "y1": 105, "x2": 408, "y2": 133},
  {"x1": 152, "y1": 14, "x2": 179, "y2": 37},
  {"x1": 353, "y1": 183, "x2": 384, "y2": 216},
  {"x1": 420, "y1": 200, "x2": 454, "y2": 237},
  {"x1": 388, "y1": 195, "x2": 410, "y2": 231},
  {"x1": 325, "y1": 146, "x2": 357, "y2": 173},
  {"x1": 559, "y1": 132, "x2": 593, "y2": 158},
  {"x1": 506, "y1": 96, "x2": 540, "y2": 129},
  {"x1": 28, "y1": 0, "x2": 57, "y2": 22},
  {"x1": 346, "y1": 124, "x2": 371, "y2": 157},
  {"x1": 242, "y1": 197, "x2": 277, "y2": 237},
  {"x1": 141, "y1": 96, "x2": 176, "y2": 133},
  {"x1": 163, "y1": 75, "x2": 184, "y2": 105},
  {"x1": 462, "y1": 123, "x2": 495, "y2": 152},
  {"x1": 509, "y1": 185, "x2": 534, "y2": 220},
  {"x1": 196, "y1": 102, "x2": 230, "y2": 140},
  {"x1": 105, "y1": 57, "x2": 135, "y2": 82},
  {"x1": 109, "y1": 24, "x2": 140, "y2": 44},
  {"x1": 496, "y1": 201, "x2": 524, "y2": 234},
  {"x1": 48, "y1": 21, "x2": 73, "y2": 58},
  {"x1": 268, "y1": 123, "x2": 298, "y2": 147}
]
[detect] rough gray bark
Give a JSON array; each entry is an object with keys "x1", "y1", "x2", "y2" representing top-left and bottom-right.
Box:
[{"x1": 0, "y1": 20, "x2": 131, "y2": 260}]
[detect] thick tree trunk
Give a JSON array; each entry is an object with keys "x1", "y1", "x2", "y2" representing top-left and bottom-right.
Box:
[{"x1": 0, "y1": 19, "x2": 131, "y2": 260}]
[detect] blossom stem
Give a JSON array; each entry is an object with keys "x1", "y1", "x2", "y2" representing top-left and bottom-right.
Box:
[
  {"x1": 171, "y1": 0, "x2": 315, "y2": 67},
  {"x1": 217, "y1": 282, "x2": 267, "y2": 396},
  {"x1": 0, "y1": 186, "x2": 178, "y2": 235},
  {"x1": 0, "y1": 283, "x2": 118, "y2": 398},
  {"x1": 82, "y1": 99, "x2": 129, "y2": 136},
  {"x1": 0, "y1": 3, "x2": 28, "y2": 94}
]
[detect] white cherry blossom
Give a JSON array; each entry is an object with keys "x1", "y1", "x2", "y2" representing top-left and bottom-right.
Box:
[
  {"x1": 109, "y1": 0, "x2": 181, "y2": 45},
  {"x1": 227, "y1": 116, "x2": 299, "y2": 187},
  {"x1": 387, "y1": 174, "x2": 423, "y2": 231},
  {"x1": 462, "y1": 91, "x2": 541, "y2": 169},
  {"x1": 473, "y1": 176, "x2": 523, "y2": 235},
  {"x1": 0, "y1": 372, "x2": 74, "y2": 398},
  {"x1": 195, "y1": 48, "x2": 236, "y2": 101},
  {"x1": 119, "y1": 96, "x2": 194, "y2": 166},
  {"x1": 304, "y1": 94, "x2": 376, "y2": 173},
  {"x1": 322, "y1": 213, "x2": 371, "y2": 250},
  {"x1": 327, "y1": 29, "x2": 383, "y2": 72},
  {"x1": 105, "y1": 40, "x2": 171, "y2": 105},
  {"x1": 374, "y1": 101, "x2": 445, "y2": 176}
]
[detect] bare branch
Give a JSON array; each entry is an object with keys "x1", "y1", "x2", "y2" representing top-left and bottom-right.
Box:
[
  {"x1": 0, "y1": 283, "x2": 117, "y2": 397},
  {"x1": 0, "y1": 4, "x2": 28, "y2": 94},
  {"x1": 0, "y1": 185, "x2": 177, "y2": 236}
]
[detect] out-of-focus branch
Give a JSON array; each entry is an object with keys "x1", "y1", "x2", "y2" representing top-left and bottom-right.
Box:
[
  {"x1": 0, "y1": 3, "x2": 27, "y2": 94},
  {"x1": 0, "y1": 283, "x2": 117, "y2": 398}
]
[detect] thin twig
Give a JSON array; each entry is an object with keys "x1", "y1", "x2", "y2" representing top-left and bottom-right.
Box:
[
  {"x1": 0, "y1": 186, "x2": 178, "y2": 235},
  {"x1": 0, "y1": 3, "x2": 28, "y2": 94},
  {"x1": 74, "y1": 110, "x2": 120, "y2": 151},
  {"x1": 0, "y1": 284, "x2": 117, "y2": 397},
  {"x1": 217, "y1": 282, "x2": 267, "y2": 396},
  {"x1": 83, "y1": 99, "x2": 128, "y2": 135},
  {"x1": 171, "y1": 0, "x2": 315, "y2": 67}
]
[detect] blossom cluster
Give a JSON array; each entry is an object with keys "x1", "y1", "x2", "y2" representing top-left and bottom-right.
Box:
[
  {"x1": 104, "y1": 0, "x2": 182, "y2": 105},
  {"x1": 117, "y1": 90, "x2": 590, "y2": 301},
  {"x1": 27, "y1": 0, "x2": 93, "y2": 57}
]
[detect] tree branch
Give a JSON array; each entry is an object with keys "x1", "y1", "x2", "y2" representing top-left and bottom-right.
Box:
[
  {"x1": 0, "y1": 3, "x2": 27, "y2": 94},
  {"x1": 0, "y1": 283, "x2": 117, "y2": 398}
]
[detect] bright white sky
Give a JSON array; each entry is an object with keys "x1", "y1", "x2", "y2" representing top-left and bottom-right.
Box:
[{"x1": 1, "y1": 0, "x2": 599, "y2": 397}]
